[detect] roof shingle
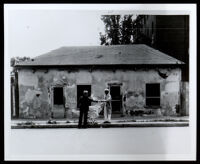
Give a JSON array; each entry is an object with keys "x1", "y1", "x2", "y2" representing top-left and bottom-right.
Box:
[{"x1": 16, "y1": 44, "x2": 184, "y2": 66}]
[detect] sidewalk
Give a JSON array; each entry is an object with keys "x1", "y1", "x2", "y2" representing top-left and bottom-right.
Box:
[{"x1": 11, "y1": 115, "x2": 189, "y2": 129}]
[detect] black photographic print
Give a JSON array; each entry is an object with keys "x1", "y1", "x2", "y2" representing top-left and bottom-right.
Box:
[{"x1": 4, "y1": 4, "x2": 197, "y2": 161}]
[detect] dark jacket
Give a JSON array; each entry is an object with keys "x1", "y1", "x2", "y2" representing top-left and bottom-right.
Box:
[{"x1": 78, "y1": 96, "x2": 93, "y2": 111}]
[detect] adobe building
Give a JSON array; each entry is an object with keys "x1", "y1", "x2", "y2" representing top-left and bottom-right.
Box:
[{"x1": 12, "y1": 44, "x2": 187, "y2": 119}]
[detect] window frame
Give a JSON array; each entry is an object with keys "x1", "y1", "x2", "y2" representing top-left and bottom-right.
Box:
[{"x1": 145, "y1": 83, "x2": 161, "y2": 107}]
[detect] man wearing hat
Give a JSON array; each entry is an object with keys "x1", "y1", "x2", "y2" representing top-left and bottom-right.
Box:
[
  {"x1": 103, "y1": 88, "x2": 112, "y2": 123},
  {"x1": 78, "y1": 90, "x2": 98, "y2": 128}
]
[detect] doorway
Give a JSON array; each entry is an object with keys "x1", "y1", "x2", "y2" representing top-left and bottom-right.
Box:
[
  {"x1": 77, "y1": 85, "x2": 91, "y2": 107},
  {"x1": 53, "y1": 87, "x2": 65, "y2": 118},
  {"x1": 110, "y1": 85, "x2": 122, "y2": 113},
  {"x1": 54, "y1": 87, "x2": 64, "y2": 105}
]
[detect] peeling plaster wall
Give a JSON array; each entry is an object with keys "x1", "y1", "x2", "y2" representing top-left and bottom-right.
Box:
[
  {"x1": 17, "y1": 67, "x2": 181, "y2": 118},
  {"x1": 180, "y1": 82, "x2": 189, "y2": 116}
]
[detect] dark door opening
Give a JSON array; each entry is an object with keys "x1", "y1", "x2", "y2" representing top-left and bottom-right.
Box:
[
  {"x1": 54, "y1": 87, "x2": 64, "y2": 105},
  {"x1": 110, "y1": 85, "x2": 122, "y2": 113},
  {"x1": 77, "y1": 85, "x2": 91, "y2": 107},
  {"x1": 53, "y1": 87, "x2": 65, "y2": 118}
]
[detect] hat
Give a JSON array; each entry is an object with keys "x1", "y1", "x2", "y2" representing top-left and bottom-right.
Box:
[
  {"x1": 104, "y1": 88, "x2": 109, "y2": 91},
  {"x1": 35, "y1": 88, "x2": 42, "y2": 95},
  {"x1": 83, "y1": 90, "x2": 88, "y2": 93}
]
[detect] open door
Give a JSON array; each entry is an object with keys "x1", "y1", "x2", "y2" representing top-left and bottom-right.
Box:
[
  {"x1": 52, "y1": 87, "x2": 65, "y2": 118},
  {"x1": 110, "y1": 85, "x2": 122, "y2": 113}
]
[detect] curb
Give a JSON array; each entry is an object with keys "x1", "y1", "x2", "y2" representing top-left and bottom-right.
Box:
[{"x1": 11, "y1": 122, "x2": 189, "y2": 129}]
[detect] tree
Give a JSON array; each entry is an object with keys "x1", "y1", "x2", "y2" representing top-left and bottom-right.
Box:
[
  {"x1": 120, "y1": 15, "x2": 133, "y2": 44},
  {"x1": 99, "y1": 32, "x2": 108, "y2": 45},
  {"x1": 131, "y1": 15, "x2": 152, "y2": 45},
  {"x1": 99, "y1": 15, "x2": 121, "y2": 45},
  {"x1": 100, "y1": 14, "x2": 154, "y2": 46},
  {"x1": 10, "y1": 56, "x2": 31, "y2": 67},
  {"x1": 99, "y1": 15, "x2": 134, "y2": 45}
]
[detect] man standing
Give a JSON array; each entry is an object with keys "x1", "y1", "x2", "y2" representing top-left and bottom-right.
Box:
[
  {"x1": 78, "y1": 90, "x2": 96, "y2": 129},
  {"x1": 103, "y1": 88, "x2": 112, "y2": 123}
]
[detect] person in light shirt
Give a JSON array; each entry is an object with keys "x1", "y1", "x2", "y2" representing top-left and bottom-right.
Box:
[{"x1": 103, "y1": 88, "x2": 112, "y2": 123}]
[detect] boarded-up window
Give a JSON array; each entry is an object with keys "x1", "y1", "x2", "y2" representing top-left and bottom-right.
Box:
[{"x1": 146, "y1": 83, "x2": 160, "y2": 106}]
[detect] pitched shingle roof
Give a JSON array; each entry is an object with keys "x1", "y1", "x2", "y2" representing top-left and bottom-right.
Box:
[{"x1": 16, "y1": 44, "x2": 184, "y2": 66}]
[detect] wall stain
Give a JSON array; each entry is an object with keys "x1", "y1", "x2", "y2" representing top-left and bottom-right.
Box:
[{"x1": 18, "y1": 68, "x2": 182, "y2": 118}]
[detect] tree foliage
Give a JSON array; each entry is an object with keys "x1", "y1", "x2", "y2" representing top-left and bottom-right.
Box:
[
  {"x1": 100, "y1": 15, "x2": 121, "y2": 45},
  {"x1": 99, "y1": 15, "x2": 153, "y2": 46},
  {"x1": 120, "y1": 15, "x2": 133, "y2": 44},
  {"x1": 99, "y1": 15, "x2": 134, "y2": 45},
  {"x1": 10, "y1": 56, "x2": 31, "y2": 67},
  {"x1": 132, "y1": 16, "x2": 152, "y2": 45}
]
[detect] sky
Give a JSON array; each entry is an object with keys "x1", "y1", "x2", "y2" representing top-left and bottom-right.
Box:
[
  {"x1": 6, "y1": 10, "x2": 107, "y2": 58},
  {"x1": 5, "y1": 8, "x2": 138, "y2": 58},
  {"x1": 5, "y1": 4, "x2": 191, "y2": 59},
  {"x1": 5, "y1": 5, "x2": 141, "y2": 59}
]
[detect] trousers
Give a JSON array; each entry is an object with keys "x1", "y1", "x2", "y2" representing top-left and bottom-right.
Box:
[
  {"x1": 104, "y1": 107, "x2": 111, "y2": 121},
  {"x1": 78, "y1": 109, "x2": 88, "y2": 128}
]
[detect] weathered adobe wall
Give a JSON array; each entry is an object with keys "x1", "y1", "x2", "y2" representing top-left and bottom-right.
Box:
[
  {"x1": 18, "y1": 67, "x2": 181, "y2": 118},
  {"x1": 180, "y1": 82, "x2": 189, "y2": 116}
]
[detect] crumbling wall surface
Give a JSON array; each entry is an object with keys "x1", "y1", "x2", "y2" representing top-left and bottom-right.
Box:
[
  {"x1": 160, "y1": 69, "x2": 181, "y2": 116},
  {"x1": 180, "y1": 82, "x2": 189, "y2": 116},
  {"x1": 18, "y1": 69, "x2": 79, "y2": 119},
  {"x1": 17, "y1": 67, "x2": 181, "y2": 118},
  {"x1": 18, "y1": 69, "x2": 50, "y2": 118},
  {"x1": 81, "y1": 68, "x2": 181, "y2": 115}
]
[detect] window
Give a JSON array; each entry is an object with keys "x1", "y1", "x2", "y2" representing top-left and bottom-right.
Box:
[
  {"x1": 146, "y1": 83, "x2": 160, "y2": 106},
  {"x1": 54, "y1": 87, "x2": 64, "y2": 105}
]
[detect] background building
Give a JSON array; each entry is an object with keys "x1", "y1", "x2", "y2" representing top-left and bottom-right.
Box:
[{"x1": 133, "y1": 15, "x2": 189, "y2": 82}]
